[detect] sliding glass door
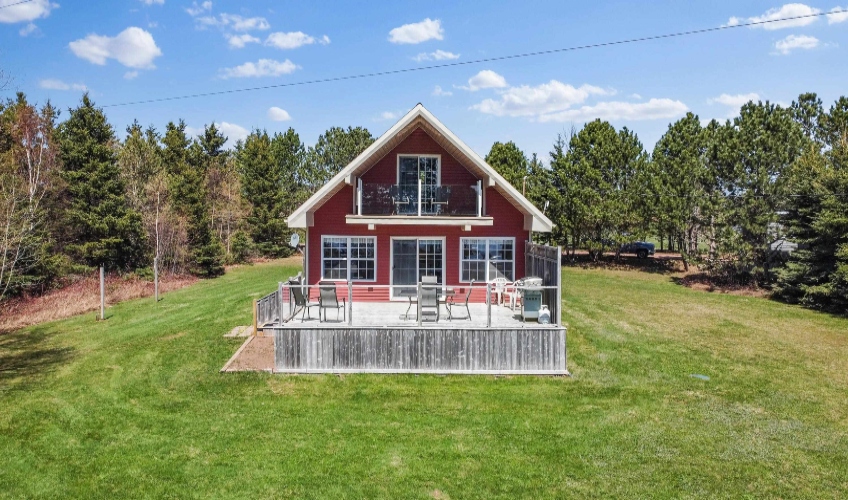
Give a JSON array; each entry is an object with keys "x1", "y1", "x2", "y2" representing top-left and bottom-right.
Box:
[
  {"x1": 397, "y1": 156, "x2": 439, "y2": 215},
  {"x1": 391, "y1": 238, "x2": 444, "y2": 298}
]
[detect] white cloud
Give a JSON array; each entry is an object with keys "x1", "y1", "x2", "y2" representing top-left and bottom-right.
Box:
[
  {"x1": 413, "y1": 49, "x2": 460, "y2": 62},
  {"x1": 0, "y1": 0, "x2": 54, "y2": 24},
  {"x1": 774, "y1": 34, "x2": 820, "y2": 54},
  {"x1": 459, "y1": 70, "x2": 508, "y2": 92},
  {"x1": 630, "y1": 93, "x2": 642, "y2": 100},
  {"x1": 39, "y1": 79, "x2": 87, "y2": 91},
  {"x1": 471, "y1": 80, "x2": 612, "y2": 116},
  {"x1": 432, "y1": 85, "x2": 452, "y2": 97},
  {"x1": 227, "y1": 33, "x2": 259, "y2": 48},
  {"x1": 708, "y1": 93, "x2": 760, "y2": 107},
  {"x1": 378, "y1": 111, "x2": 399, "y2": 121},
  {"x1": 727, "y1": 3, "x2": 821, "y2": 30},
  {"x1": 827, "y1": 6, "x2": 848, "y2": 23},
  {"x1": 69, "y1": 27, "x2": 163, "y2": 69},
  {"x1": 185, "y1": 1, "x2": 211, "y2": 16},
  {"x1": 197, "y1": 13, "x2": 269, "y2": 31},
  {"x1": 219, "y1": 59, "x2": 299, "y2": 78},
  {"x1": 124, "y1": 71, "x2": 139, "y2": 80},
  {"x1": 537, "y1": 98, "x2": 689, "y2": 123},
  {"x1": 265, "y1": 31, "x2": 330, "y2": 49},
  {"x1": 388, "y1": 18, "x2": 443, "y2": 44},
  {"x1": 140, "y1": 0, "x2": 164, "y2": 5},
  {"x1": 19, "y1": 22, "x2": 37, "y2": 36},
  {"x1": 218, "y1": 122, "x2": 249, "y2": 147},
  {"x1": 267, "y1": 106, "x2": 291, "y2": 121}
]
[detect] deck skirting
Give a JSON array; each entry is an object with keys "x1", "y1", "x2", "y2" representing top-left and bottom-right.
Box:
[{"x1": 271, "y1": 327, "x2": 567, "y2": 374}]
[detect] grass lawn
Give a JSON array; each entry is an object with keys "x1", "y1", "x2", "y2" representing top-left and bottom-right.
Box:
[{"x1": 1, "y1": 261, "x2": 847, "y2": 499}]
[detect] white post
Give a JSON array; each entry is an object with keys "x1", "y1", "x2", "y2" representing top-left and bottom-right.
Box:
[
  {"x1": 347, "y1": 281, "x2": 353, "y2": 326},
  {"x1": 357, "y1": 178, "x2": 363, "y2": 216},
  {"x1": 278, "y1": 281, "x2": 284, "y2": 325},
  {"x1": 99, "y1": 266, "x2": 105, "y2": 320},
  {"x1": 417, "y1": 177, "x2": 422, "y2": 217},
  {"x1": 417, "y1": 282, "x2": 422, "y2": 326},
  {"x1": 476, "y1": 180, "x2": 482, "y2": 217},
  {"x1": 154, "y1": 257, "x2": 159, "y2": 303},
  {"x1": 486, "y1": 284, "x2": 491, "y2": 328}
]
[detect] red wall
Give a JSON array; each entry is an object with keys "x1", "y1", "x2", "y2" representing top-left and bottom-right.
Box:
[{"x1": 307, "y1": 126, "x2": 529, "y2": 302}]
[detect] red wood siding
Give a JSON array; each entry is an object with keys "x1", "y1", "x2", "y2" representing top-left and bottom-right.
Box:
[{"x1": 308, "y1": 127, "x2": 529, "y2": 302}]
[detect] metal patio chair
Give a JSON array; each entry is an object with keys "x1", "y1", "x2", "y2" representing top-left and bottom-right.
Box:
[
  {"x1": 290, "y1": 282, "x2": 319, "y2": 322},
  {"x1": 420, "y1": 279, "x2": 440, "y2": 322},
  {"x1": 447, "y1": 280, "x2": 474, "y2": 320},
  {"x1": 318, "y1": 281, "x2": 346, "y2": 322}
]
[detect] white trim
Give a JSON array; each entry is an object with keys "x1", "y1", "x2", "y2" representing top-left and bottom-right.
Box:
[
  {"x1": 345, "y1": 215, "x2": 493, "y2": 226},
  {"x1": 320, "y1": 235, "x2": 378, "y2": 282},
  {"x1": 286, "y1": 104, "x2": 553, "y2": 232},
  {"x1": 389, "y1": 236, "x2": 446, "y2": 301},
  {"x1": 458, "y1": 237, "x2": 516, "y2": 283}
]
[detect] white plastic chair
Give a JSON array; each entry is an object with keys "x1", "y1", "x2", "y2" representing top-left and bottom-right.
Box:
[
  {"x1": 489, "y1": 277, "x2": 509, "y2": 305},
  {"x1": 506, "y1": 281, "x2": 522, "y2": 311}
]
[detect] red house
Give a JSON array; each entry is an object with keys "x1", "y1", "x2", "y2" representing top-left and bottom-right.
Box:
[{"x1": 287, "y1": 104, "x2": 553, "y2": 301}]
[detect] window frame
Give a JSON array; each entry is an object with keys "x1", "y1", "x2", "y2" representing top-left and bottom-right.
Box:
[
  {"x1": 458, "y1": 237, "x2": 516, "y2": 283},
  {"x1": 396, "y1": 154, "x2": 442, "y2": 186},
  {"x1": 320, "y1": 235, "x2": 378, "y2": 282}
]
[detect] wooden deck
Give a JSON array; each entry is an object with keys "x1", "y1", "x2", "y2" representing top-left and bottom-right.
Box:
[{"x1": 265, "y1": 302, "x2": 566, "y2": 375}]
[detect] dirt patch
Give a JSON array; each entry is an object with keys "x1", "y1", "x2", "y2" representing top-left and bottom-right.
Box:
[
  {"x1": 161, "y1": 331, "x2": 187, "y2": 341},
  {"x1": 429, "y1": 489, "x2": 450, "y2": 500},
  {"x1": 222, "y1": 335, "x2": 274, "y2": 372},
  {"x1": 0, "y1": 273, "x2": 197, "y2": 333},
  {"x1": 675, "y1": 273, "x2": 770, "y2": 298}
]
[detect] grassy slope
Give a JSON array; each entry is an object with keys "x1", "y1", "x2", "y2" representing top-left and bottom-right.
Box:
[{"x1": 1, "y1": 262, "x2": 846, "y2": 499}]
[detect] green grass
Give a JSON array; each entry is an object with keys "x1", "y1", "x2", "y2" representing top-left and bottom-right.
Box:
[{"x1": 1, "y1": 262, "x2": 847, "y2": 499}]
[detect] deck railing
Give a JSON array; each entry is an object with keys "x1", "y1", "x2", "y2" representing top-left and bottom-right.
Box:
[
  {"x1": 357, "y1": 180, "x2": 481, "y2": 217},
  {"x1": 269, "y1": 281, "x2": 561, "y2": 329}
]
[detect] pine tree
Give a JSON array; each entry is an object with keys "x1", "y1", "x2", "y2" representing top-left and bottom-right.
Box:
[
  {"x1": 57, "y1": 94, "x2": 146, "y2": 270},
  {"x1": 162, "y1": 120, "x2": 224, "y2": 277},
  {"x1": 485, "y1": 141, "x2": 529, "y2": 190},
  {"x1": 236, "y1": 129, "x2": 295, "y2": 258}
]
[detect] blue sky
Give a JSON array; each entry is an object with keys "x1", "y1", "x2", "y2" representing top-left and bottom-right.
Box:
[{"x1": 2, "y1": 1, "x2": 847, "y2": 160}]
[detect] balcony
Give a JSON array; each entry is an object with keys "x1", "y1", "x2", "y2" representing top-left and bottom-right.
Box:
[{"x1": 347, "y1": 180, "x2": 491, "y2": 227}]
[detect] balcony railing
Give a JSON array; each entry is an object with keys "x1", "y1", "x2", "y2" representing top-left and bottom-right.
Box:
[{"x1": 356, "y1": 179, "x2": 482, "y2": 217}]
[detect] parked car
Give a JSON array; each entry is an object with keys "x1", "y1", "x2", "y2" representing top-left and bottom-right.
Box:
[{"x1": 620, "y1": 241, "x2": 655, "y2": 259}]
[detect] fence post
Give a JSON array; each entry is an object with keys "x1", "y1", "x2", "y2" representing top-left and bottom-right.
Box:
[
  {"x1": 154, "y1": 256, "x2": 159, "y2": 303},
  {"x1": 347, "y1": 281, "x2": 353, "y2": 326},
  {"x1": 99, "y1": 265, "x2": 105, "y2": 320},
  {"x1": 278, "y1": 281, "x2": 284, "y2": 325},
  {"x1": 556, "y1": 245, "x2": 562, "y2": 327}
]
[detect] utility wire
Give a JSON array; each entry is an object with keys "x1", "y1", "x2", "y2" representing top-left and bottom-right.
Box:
[
  {"x1": 0, "y1": 0, "x2": 36, "y2": 10},
  {"x1": 103, "y1": 8, "x2": 848, "y2": 108}
]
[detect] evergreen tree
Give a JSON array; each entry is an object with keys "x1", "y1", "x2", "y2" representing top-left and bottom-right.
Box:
[
  {"x1": 162, "y1": 121, "x2": 224, "y2": 277},
  {"x1": 236, "y1": 129, "x2": 296, "y2": 258},
  {"x1": 485, "y1": 141, "x2": 529, "y2": 190},
  {"x1": 57, "y1": 94, "x2": 146, "y2": 270},
  {"x1": 305, "y1": 126, "x2": 373, "y2": 190}
]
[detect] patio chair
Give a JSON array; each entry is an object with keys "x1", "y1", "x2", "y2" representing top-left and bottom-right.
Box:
[
  {"x1": 490, "y1": 277, "x2": 509, "y2": 305},
  {"x1": 290, "y1": 282, "x2": 319, "y2": 322},
  {"x1": 420, "y1": 280, "x2": 440, "y2": 322},
  {"x1": 506, "y1": 280, "x2": 522, "y2": 311},
  {"x1": 447, "y1": 280, "x2": 474, "y2": 320},
  {"x1": 318, "y1": 281, "x2": 346, "y2": 322}
]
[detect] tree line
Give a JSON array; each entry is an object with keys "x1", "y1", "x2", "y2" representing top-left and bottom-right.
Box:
[
  {"x1": 2, "y1": 91, "x2": 845, "y2": 314},
  {"x1": 0, "y1": 93, "x2": 374, "y2": 302},
  {"x1": 486, "y1": 92, "x2": 848, "y2": 314}
]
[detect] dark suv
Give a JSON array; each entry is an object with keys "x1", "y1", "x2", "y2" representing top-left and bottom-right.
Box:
[{"x1": 620, "y1": 241, "x2": 655, "y2": 259}]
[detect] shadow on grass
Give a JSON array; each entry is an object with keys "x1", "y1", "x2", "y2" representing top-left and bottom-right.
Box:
[
  {"x1": 0, "y1": 326, "x2": 74, "y2": 390},
  {"x1": 561, "y1": 251, "x2": 683, "y2": 275}
]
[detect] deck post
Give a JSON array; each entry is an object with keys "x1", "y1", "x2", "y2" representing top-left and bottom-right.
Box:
[
  {"x1": 417, "y1": 281, "x2": 422, "y2": 326},
  {"x1": 347, "y1": 281, "x2": 353, "y2": 326},
  {"x1": 357, "y1": 178, "x2": 362, "y2": 216},
  {"x1": 417, "y1": 177, "x2": 422, "y2": 216},
  {"x1": 278, "y1": 281, "x2": 284, "y2": 325},
  {"x1": 477, "y1": 180, "x2": 482, "y2": 217},
  {"x1": 486, "y1": 284, "x2": 491, "y2": 328},
  {"x1": 556, "y1": 245, "x2": 562, "y2": 327},
  {"x1": 252, "y1": 300, "x2": 258, "y2": 336}
]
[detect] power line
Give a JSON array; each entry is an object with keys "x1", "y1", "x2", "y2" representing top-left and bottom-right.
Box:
[
  {"x1": 0, "y1": 0, "x2": 36, "y2": 10},
  {"x1": 103, "y1": 8, "x2": 848, "y2": 108}
]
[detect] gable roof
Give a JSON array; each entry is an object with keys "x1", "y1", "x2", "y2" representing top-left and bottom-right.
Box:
[{"x1": 287, "y1": 103, "x2": 553, "y2": 232}]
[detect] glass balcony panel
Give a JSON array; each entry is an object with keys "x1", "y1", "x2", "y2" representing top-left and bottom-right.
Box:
[{"x1": 360, "y1": 183, "x2": 480, "y2": 217}]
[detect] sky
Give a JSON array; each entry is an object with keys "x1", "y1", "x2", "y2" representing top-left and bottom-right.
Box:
[{"x1": 2, "y1": 0, "x2": 848, "y2": 161}]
